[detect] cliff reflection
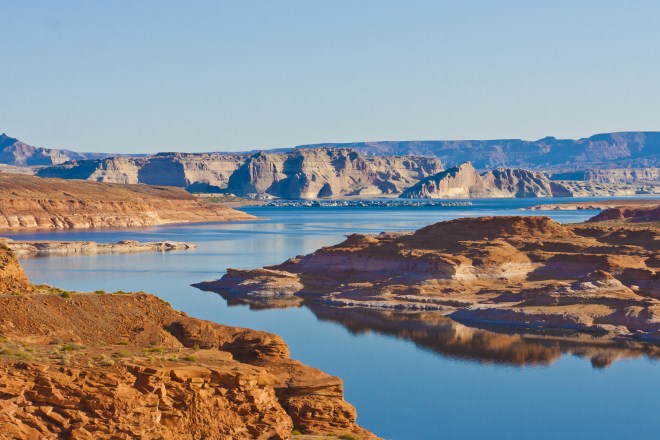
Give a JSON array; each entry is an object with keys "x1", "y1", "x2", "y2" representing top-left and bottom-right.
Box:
[
  {"x1": 305, "y1": 305, "x2": 660, "y2": 368},
  {"x1": 203, "y1": 286, "x2": 660, "y2": 368}
]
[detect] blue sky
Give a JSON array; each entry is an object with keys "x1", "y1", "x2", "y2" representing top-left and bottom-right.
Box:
[{"x1": 1, "y1": 0, "x2": 659, "y2": 153}]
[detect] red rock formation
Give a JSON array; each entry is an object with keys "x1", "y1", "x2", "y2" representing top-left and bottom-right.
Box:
[
  {"x1": 0, "y1": 293, "x2": 375, "y2": 439},
  {"x1": 0, "y1": 174, "x2": 254, "y2": 230},
  {"x1": 202, "y1": 214, "x2": 660, "y2": 341}
]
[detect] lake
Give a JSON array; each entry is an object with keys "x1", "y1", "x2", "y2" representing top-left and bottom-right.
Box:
[{"x1": 5, "y1": 198, "x2": 660, "y2": 440}]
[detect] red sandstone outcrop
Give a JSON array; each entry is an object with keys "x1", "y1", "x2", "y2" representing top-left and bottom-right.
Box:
[
  {"x1": 0, "y1": 174, "x2": 254, "y2": 230},
  {"x1": 199, "y1": 213, "x2": 660, "y2": 341},
  {"x1": 0, "y1": 246, "x2": 374, "y2": 439},
  {"x1": 0, "y1": 245, "x2": 32, "y2": 294},
  {"x1": 587, "y1": 205, "x2": 660, "y2": 223}
]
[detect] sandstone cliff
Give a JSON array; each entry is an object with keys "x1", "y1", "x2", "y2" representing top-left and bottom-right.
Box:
[
  {"x1": 584, "y1": 167, "x2": 660, "y2": 184},
  {"x1": 37, "y1": 148, "x2": 442, "y2": 198},
  {"x1": 200, "y1": 214, "x2": 660, "y2": 341},
  {"x1": 0, "y1": 174, "x2": 254, "y2": 230},
  {"x1": 0, "y1": 246, "x2": 374, "y2": 439},
  {"x1": 226, "y1": 148, "x2": 443, "y2": 199},
  {"x1": 36, "y1": 152, "x2": 248, "y2": 192},
  {"x1": 400, "y1": 162, "x2": 554, "y2": 198}
]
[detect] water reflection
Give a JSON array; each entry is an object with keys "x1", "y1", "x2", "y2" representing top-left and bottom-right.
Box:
[{"x1": 200, "y1": 285, "x2": 660, "y2": 369}]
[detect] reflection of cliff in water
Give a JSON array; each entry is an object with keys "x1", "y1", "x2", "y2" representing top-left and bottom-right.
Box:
[
  {"x1": 195, "y1": 285, "x2": 660, "y2": 369},
  {"x1": 306, "y1": 306, "x2": 660, "y2": 369}
]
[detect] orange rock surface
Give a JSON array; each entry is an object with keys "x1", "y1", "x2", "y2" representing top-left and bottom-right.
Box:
[
  {"x1": 0, "y1": 174, "x2": 254, "y2": 230},
  {"x1": 200, "y1": 213, "x2": 660, "y2": 341},
  {"x1": 0, "y1": 247, "x2": 374, "y2": 439}
]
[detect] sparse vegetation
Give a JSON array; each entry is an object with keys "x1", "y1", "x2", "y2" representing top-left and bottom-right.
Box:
[
  {"x1": 96, "y1": 355, "x2": 114, "y2": 366},
  {"x1": 61, "y1": 291, "x2": 72, "y2": 299},
  {"x1": 112, "y1": 350, "x2": 130, "y2": 358},
  {"x1": 143, "y1": 346, "x2": 166, "y2": 353},
  {"x1": 291, "y1": 429, "x2": 302, "y2": 436},
  {"x1": 183, "y1": 354, "x2": 197, "y2": 362}
]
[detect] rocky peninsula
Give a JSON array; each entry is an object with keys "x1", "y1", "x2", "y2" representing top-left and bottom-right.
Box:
[
  {"x1": 0, "y1": 238, "x2": 196, "y2": 257},
  {"x1": 0, "y1": 174, "x2": 254, "y2": 230},
  {"x1": 197, "y1": 208, "x2": 660, "y2": 342},
  {"x1": 0, "y1": 246, "x2": 374, "y2": 439}
]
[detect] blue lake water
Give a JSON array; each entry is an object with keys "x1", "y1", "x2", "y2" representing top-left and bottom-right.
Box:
[{"x1": 5, "y1": 197, "x2": 660, "y2": 440}]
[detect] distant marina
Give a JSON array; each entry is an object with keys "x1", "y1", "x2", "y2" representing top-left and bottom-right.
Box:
[{"x1": 262, "y1": 199, "x2": 473, "y2": 208}]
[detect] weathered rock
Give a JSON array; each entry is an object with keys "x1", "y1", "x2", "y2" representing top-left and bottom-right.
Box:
[
  {"x1": 1, "y1": 238, "x2": 197, "y2": 257},
  {"x1": 227, "y1": 148, "x2": 443, "y2": 199},
  {"x1": 38, "y1": 153, "x2": 248, "y2": 192},
  {"x1": 201, "y1": 213, "x2": 660, "y2": 340},
  {"x1": 0, "y1": 174, "x2": 254, "y2": 230},
  {"x1": 587, "y1": 205, "x2": 660, "y2": 223},
  {"x1": 0, "y1": 245, "x2": 32, "y2": 294},
  {"x1": 400, "y1": 162, "x2": 554, "y2": 198},
  {"x1": 0, "y1": 293, "x2": 375, "y2": 439},
  {"x1": 584, "y1": 167, "x2": 660, "y2": 184}
]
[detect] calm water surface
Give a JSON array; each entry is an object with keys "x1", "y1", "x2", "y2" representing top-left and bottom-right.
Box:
[{"x1": 6, "y1": 198, "x2": 660, "y2": 440}]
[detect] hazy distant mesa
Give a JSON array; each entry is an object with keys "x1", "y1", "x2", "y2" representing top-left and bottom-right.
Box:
[{"x1": 2, "y1": 131, "x2": 659, "y2": 199}]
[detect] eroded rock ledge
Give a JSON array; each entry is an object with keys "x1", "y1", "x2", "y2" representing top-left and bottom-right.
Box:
[
  {"x1": 1, "y1": 238, "x2": 196, "y2": 257},
  {"x1": 0, "y1": 247, "x2": 374, "y2": 439},
  {"x1": 0, "y1": 174, "x2": 255, "y2": 230},
  {"x1": 197, "y1": 211, "x2": 660, "y2": 341}
]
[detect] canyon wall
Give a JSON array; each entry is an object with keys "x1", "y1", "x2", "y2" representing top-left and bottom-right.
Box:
[
  {"x1": 400, "y1": 162, "x2": 554, "y2": 198},
  {"x1": 400, "y1": 162, "x2": 659, "y2": 199},
  {"x1": 40, "y1": 148, "x2": 443, "y2": 199},
  {"x1": 227, "y1": 148, "x2": 443, "y2": 198}
]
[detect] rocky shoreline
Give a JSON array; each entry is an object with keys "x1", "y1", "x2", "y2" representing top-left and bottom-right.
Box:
[
  {"x1": 196, "y1": 208, "x2": 660, "y2": 342},
  {"x1": 1, "y1": 238, "x2": 196, "y2": 257},
  {"x1": 0, "y1": 244, "x2": 374, "y2": 438}
]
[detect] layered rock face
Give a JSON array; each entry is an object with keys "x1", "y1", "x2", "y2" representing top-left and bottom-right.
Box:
[
  {"x1": 299, "y1": 131, "x2": 660, "y2": 170},
  {"x1": 584, "y1": 167, "x2": 660, "y2": 184},
  {"x1": 38, "y1": 149, "x2": 442, "y2": 198},
  {"x1": 0, "y1": 174, "x2": 254, "y2": 230},
  {"x1": 0, "y1": 251, "x2": 374, "y2": 439},
  {"x1": 400, "y1": 162, "x2": 659, "y2": 198},
  {"x1": 200, "y1": 213, "x2": 660, "y2": 340},
  {"x1": 37, "y1": 152, "x2": 248, "y2": 192},
  {"x1": 0, "y1": 245, "x2": 32, "y2": 294},
  {"x1": 0, "y1": 293, "x2": 374, "y2": 439},
  {"x1": 227, "y1": 148, "x2": 443, "y2": 199},
  {"x1": 0, "y1": 133, "x2": 117, "y2": 167},
  {"x1": 400, "y1": 162, "x2": 554, "y2": 198}
]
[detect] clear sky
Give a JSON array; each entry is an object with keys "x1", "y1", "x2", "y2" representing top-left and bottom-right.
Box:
[{"x1": 1, "y1": 0, "x2": 659, "y2": 153}]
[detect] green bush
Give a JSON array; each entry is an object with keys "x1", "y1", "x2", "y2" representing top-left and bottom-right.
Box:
[{"x1": 61, "y1": 291, "x2": 72, "y2": 299}]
